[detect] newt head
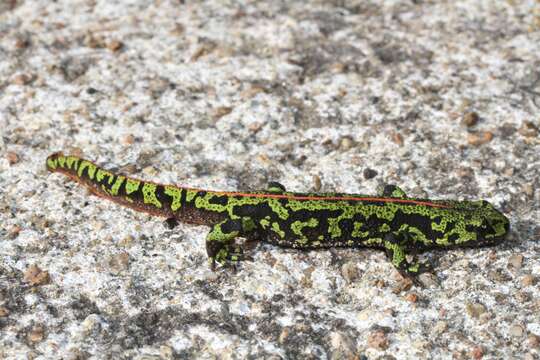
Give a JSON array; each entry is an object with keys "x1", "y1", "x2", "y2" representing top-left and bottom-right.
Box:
[
  {"x1": 471, "y1": 200, "x2": 510, "y2": 246},
  {"x1": 435, "y1": 200, "x2": 510, "y2": 248}
]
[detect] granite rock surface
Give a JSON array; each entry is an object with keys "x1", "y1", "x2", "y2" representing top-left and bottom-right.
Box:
[{"x1": 1, "y1": 1, "x2": 539, "y2": 358}]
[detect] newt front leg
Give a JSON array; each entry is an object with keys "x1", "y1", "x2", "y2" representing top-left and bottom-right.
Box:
[{"x1": 206, "y1": 217, "x2": 259, "y2": 268}]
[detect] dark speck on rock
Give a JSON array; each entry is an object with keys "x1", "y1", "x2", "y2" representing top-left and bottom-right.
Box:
[
  {"x1": 57, "y1": 56, "x2": 92, "y2": 82},
  {"x1": 499, "y1": 123, "x2": 517, "y2": 139},
  {"x1": 462, "y1": 112, "x2": 479, "y2": 127},
  {"x1": 70, "y1": 296, "x2": 101, "y2": 321},
  {"x1": 363, "y1": 168, "x2": 378, "y2": 179}
]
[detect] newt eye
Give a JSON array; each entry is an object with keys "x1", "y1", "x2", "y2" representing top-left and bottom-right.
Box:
[{"x1": 478, "y1": 219, "x2": 493, "y2": 234}]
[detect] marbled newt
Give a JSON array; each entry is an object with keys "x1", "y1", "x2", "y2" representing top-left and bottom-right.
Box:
[{"x1": 46, "y1": 152, "x2": 510, "y2": 276}]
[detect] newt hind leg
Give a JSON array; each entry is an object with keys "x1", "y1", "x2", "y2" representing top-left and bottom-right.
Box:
[
  {"x1": 164, "y1": 217, "x2": 178, "y2": 229},
  {"x1": 267, "y1": 181, "x2": 286, "y2": 193},
  {"x1": 379, "y1": 184, "x2": 408, "y2": 198},
  {"x1": 206, "y1": 217, "x2": 260, "y2": 269},
  {"x1": 383, "y1": 232, "x2": 431, "y2": 277}
]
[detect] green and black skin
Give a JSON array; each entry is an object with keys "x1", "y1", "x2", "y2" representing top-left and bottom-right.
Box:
[{"x1": 46, "y1": 152, "x2": 510, "y2": 276}]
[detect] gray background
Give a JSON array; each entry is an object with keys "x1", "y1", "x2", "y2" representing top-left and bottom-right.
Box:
[{"x1": 1, "y1": 1, "x2": 539, "y2": 358}]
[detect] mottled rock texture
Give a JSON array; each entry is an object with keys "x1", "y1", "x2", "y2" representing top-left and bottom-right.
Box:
[{"x1": 1, "y1": 1, "x2": 539, "y2": 358}]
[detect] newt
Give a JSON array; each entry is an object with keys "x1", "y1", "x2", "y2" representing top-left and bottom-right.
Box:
[{"x1": 45, "y1": 152, "x2": 510, "y2": 276}]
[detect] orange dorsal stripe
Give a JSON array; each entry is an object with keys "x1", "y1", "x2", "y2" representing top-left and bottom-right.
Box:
[{"x1": 181, "y1": 187, "x2": 451, "y2": 209}]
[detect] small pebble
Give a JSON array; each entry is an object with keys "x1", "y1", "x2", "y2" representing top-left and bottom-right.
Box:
[
  {"x1": 11, "y1": 73, "x2": 33, "y2": 85},
  {"x1": 329, "y1": 332, "x2": 355, "y2": 359},
  {"x1": 82, "y1": 314, "x2": 102, "y2": 335},
  {"x1": 27, "y1": 325, "x2": 45, "y2": 343},
  {"x1": 418, "y1": 273, "x2": 439, "y2": 288},
  {"x1": 7, "y1": 225, "x2": 21, "y2": 239},
  {"x1": 160, "y1": 345, "x2": 174, "y2": 360},
  {"x1": 199, "y1": 269, "x2": 219, "y2": 282},
  {"x1": 213, "y1": 106, "x2": 233, "y2": 120},
  {"x1": 503, "y1": 166, "x2": 514, "y2": 176},
  {"x1": 521, "y1": 274, "x2": 535, "y2": 287},
  {"x1": 15, "y1": 36, "x2": 30, "y2": 49},
  {"x1": 367, "y1": 329, "x2": 389, "y2": 350},
  {"x1": 142, "y1": 166, "x2": 158, "y2": 177},
  {"x1": 466, "y1": 302, "x2": 487, "y2": 319},
  {"x1": 514, "y1": 291, "x2": 530, "y2": 303},
  {"x1": 278, "y1": 327, "x2": 290, "y2": 343},
  {"x1": 456, "y1": 167, "x2": 474, "y2": 178},
  {"x1": 123, "y1": 134, "x2": 136, "y2": 145},
  {"x1": 339, "y1": 136, "x2": 355, "y2": 151},
  {"x1": 499, "y1": 123, "x2": 516, "y2": 138},
  {"x1": 462, "y1": 112, "x2": 479, "y2": 127},
  {"x1": 392, "y1": 275, "x2": 413, "y2": 293},
  {"x1": 23, "y1": 265, "x2": 51, "y2": 286},
  {"x1": 521, "y1": 183, "x2": 534, "y2": 197},
  {"x1": 478, "y1": 312, "x2": 492, "y2": 324},
  {"x1": 330, "y1": 62, "x2": 346, "y2": 74},
  {"x1": 509, "y1": 324, "x2": 524, "y2": 338},
  {"x1": 487, "y1": 249, "x2": 497, "y2": 261},
  {"x1": 460, "y1": 99, "x2": 472, "y2": 110},
  {"x1": 118, "y1": 164, "x2": 138, "y2": 174},
  {"x1": 433, "y1": 321, "x2": 447, "y2": 334},
  {"x1": 508, "y1": 254, "x2": 524, "y2": 269},
  {"x1": 467, "y1": 131, "x2": 493, "y2": 146},
  {"x1": 301, "y1": 266, "x2": 315, "y2": 288},
  {"x1": 0, "y1": 307, "x2": 9, "y2": 317},
  {"x1": 340, "y1": 262, "x2": 360, "y2": 283},
  {"x1": 518, "y1": 121, "x2": 538, "y2": 138},
  {"x1": 92, "y1": 220, "x2": 105, "y2": 231},
  {"x1": 68, "y1": 147, "x2": 84, "y2": 158},
  {"x1": 6, "y1": 151, "x2": 20, "y2": 165},
  {"x1": 291, "y1": 155, "x2": 307, "y2": 166},
  {"x1": 405, "y1": 293, "x2": 418, "y2": 303},
  {"x1": 170, "y1": 23, "x2": 185, "y2": 36},
  {"x1": 248, "y1": 122, "x2": 263, "y2": 132},
  {"x1": 66, "y1": 349, "x2": 88, "y2": 360},
  {"x1": 528, "y1": 334, "x2": 540, "y2": 349},
  {"x1": 487, "y1": 268, "x2": 512, "y2": 282},
  {"x1": 240, "y1": 85, "x2": 265, "y2": 99},
  {"x1": 312, "y1": 175, "x2": 322, "y2": 191},
  {"x1": 392, "y1": 132, "x2": 404, "y2": 146},
  {"x1": 108, "y1": 252, "x2": 130, "y2": 272},
  {"x1": 257, "y1": 154, "x2": 271, "y2": 164},
  {"x1": 191, "y1": 42, "x2": 217, "y2": 61},
  {"x1": 118, "y1": 235, "x2": 134, "y2": 247},
  {"x1": 107, "y1": 40, "x2": 123, "y2": 52},
  {"x1": 84, "y1": 33, "x2": 103, "y2": 48},
  {"x1": 470, "y1": 345, "x2": 484, "y2": 360}
]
